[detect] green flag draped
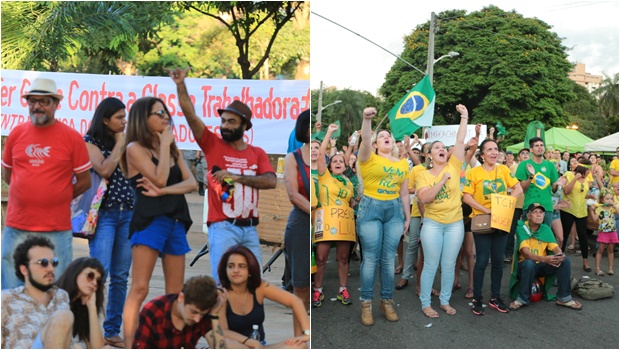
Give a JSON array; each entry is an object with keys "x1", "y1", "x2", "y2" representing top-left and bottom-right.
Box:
[{"x1": 387, "y1": 75, "x2": 435, "y2": 141}]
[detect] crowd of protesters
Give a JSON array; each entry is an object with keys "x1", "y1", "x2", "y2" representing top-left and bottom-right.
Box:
[
  {"x1": 1, "y1": 75, "x2": 310, "y2": 349},
  {"x1": 310, "y1": 104, "x2": 619, "y2": 324}
]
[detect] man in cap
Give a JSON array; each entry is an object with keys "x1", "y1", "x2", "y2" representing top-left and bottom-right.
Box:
[
  {"x1": 168, "y1": 68, "x2": 277, "y2": 283},
  {"x1": 1, "y1": 78, "x2": 92, "y2": 290},
  {"x1": 508, "y1": 203, "x2": 581, "y2": 311}
]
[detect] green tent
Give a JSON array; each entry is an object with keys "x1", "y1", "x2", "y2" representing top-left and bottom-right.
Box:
[{"x1": 505, "y1": 127, "x2": 594, "y2": 154}]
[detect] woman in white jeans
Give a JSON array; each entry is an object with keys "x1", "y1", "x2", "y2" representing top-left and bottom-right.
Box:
[{"x1": 416, "y1": 104, "x2": 469, "y2": 317}]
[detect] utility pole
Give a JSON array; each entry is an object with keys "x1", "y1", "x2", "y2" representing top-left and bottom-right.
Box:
[
  {"x1": 425, "y1": 12, "x2": 436, "y2": 84},
  {"x1": 317, "y1": 80, "x2": 324, "y2": 123}
]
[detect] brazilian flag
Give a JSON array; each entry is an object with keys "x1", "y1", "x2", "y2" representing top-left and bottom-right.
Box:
[{"x1": 387, "y1": 75, "x2": 435, "y2": 141}]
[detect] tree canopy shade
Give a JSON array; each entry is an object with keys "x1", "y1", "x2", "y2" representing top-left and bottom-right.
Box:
[
  {"x1": 379, "y1": 6, "x2": 576, "y2": 145},
  {"x1": 180, "y1": 1, "x2": 306, "y2": 79},
  {"x1": 1, "y1": 1, "x2": 176, "y2": 72}
]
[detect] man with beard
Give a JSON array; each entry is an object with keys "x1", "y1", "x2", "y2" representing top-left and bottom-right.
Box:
[
  {"x1": 1, "y1": 236, "x2": 74, "y2": 348},
  {"x1": 1, "y1": 78, "x2": 92, "y2": 290},
  {"x1": 168, "y1": 68, "x2": 277, "y2": 283}
]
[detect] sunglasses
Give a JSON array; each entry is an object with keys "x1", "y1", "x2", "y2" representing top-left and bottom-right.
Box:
[
  {"x1": 581, "y1": 183, "x2": 584, "y2": 192},
  {"x1": 26, "y1": 97, "x2": 54, "y2": 106},
  {"x1": 85, "y1": 271, "x2": 102, "y2": 285},
  {"x1": 30, "y1": 257, "x2": 59, "y2": 268},
  {"x1": 149, "y1": 109, "x2": 169, "y2": 118}
]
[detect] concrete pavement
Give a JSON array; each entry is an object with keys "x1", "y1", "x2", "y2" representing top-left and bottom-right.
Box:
[{"x1": 311, "y1": 235, "x2": 619, "y2": 349}]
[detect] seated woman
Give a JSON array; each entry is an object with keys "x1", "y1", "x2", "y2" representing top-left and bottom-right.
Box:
[
  {"x1": 217, "y1": 245, "x2": 310, "y2": 349},
  {"x1": 55, "y1": 257, "x2": 106, "y2": 349}
]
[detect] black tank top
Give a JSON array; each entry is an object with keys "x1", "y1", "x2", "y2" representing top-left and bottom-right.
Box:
[
  {"x1": 226, "y1": 292, "x2": 265, "y2": 341},
  {"x1": 128, "y1": 156, "x2": 192, "y2": 237}
]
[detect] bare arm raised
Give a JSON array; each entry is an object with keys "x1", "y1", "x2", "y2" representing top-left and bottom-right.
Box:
[
  {"x1": 168, "y1": 67, "x2": 206, "y2": 141},
  {"x1": 357, "y1": 107, "x2": 376, "y2": 163}
]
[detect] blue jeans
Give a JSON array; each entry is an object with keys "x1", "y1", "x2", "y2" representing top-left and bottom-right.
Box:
[
  {"x1": 88, "y1": 204, "x2": 133, "y2": 338},
  {"x1": 356, "y1": 196, "x2": 404, "y2": 301},
  {"x1": 419, "y1": 218, "x2": 464, "y2": 308},
  {"x1": 401, "y1": 216, "x2": 421, "y2": 280},
  {"x1": 1, "y1": 227, "x2": 72, "y2": 290},
  {"x1": 208, "y1": 221, "x2": 262, "y2": 285},
  {"x1": 517, "y1": 259, "x2": 572, "y2": 304},
  {"x1": 473, "y1": 229, "x2": 508, "y2": 300}
]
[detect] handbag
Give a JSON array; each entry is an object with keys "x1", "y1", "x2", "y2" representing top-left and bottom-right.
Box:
[
  {"x1": 70, "y1": 170, "x2": 107, "y2": 239},
  {"x1": 471, "y1": 214, "x2": 493, "y2": 234},
  {"x1": 471, "y1": 166, "x2": 497, "y2": 234}
]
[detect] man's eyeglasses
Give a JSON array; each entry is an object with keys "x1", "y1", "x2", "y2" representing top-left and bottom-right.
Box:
[
  {"x1": 30, "y1": 257, "x2": 59, "y2": 268},
  {"x1": 26, "y1": 97, "x2": 53, "y2": 106},
  {"x1": 149, "y1": 109, "x2": 169, "y2": 118}
]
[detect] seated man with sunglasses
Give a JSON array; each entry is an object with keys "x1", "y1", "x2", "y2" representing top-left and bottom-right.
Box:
[
  {"x1": 1, "y1": 236, "x2": 76, "y2": 348},
  {"x1": 1, "y1": 78, "x2": 92, "y2": 290}
]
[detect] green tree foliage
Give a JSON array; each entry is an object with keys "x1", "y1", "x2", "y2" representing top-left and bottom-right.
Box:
[
  {"x1": 1, "y1": 1, "x2": 176, "y2": 72},
  {"x1": 311, "y1": 88, "x2": 381, "y2": 148},
  {"x1": 179, "y1": 1, "x2": 305, "y2": 79},
  {"x1": 563, "y1": 83, "x2": 606, "y2": 140},
  {"x1": 593, "y1": 73, "x2": 620, "y2": 135},
  {"x1": 380, "y1": 6, "x2": 576, "y2": 145}
]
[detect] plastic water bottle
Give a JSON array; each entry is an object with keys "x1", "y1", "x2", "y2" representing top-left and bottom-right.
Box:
[
  {"x1": 349, "y1": 131, "x2": 358, "y2": 146},
  {"x1": 250, "y1": 325, "x2": 260, "y2": 341}
]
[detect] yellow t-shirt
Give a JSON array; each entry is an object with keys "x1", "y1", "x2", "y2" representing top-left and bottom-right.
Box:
[
  {"x1": 562, "y1": 171, "x2": 588, "y2": 218},
  {"x1": 610, "y1": 159, "x2": 619, "y2": 184},
  {"x1": 317, "y1": 170, "x2": 354, "y2": 208},
  {"x1": 409, "y1": 164, "x2": 426, "y2": 217},
  {"x1": 518, "y1": 237, "x2": 558, "y2": 263},
  {"x1": 509, "y1": 162, "x2": 524, "y2": 209},
  {"x1": 462, "y1": 164, "x2": 519, "y2": 216},
  {"x1": 416, "y1": 155, "x2": 463, "y2": 224},
  {"x1": 310, "y1": 177, "x2": 318, "y2": 208},
  {"x1": 360, "y1": 152, "x2": 409, "y2": 201}
]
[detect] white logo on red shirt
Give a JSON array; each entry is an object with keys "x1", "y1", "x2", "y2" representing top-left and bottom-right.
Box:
[{"x1": 25, "y1": 144, "x2": 50, "y2": 166}]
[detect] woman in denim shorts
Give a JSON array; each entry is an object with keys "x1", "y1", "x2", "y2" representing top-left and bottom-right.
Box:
[{"x1": 120, "y1": 97, "x2": 197, "y2": 348}]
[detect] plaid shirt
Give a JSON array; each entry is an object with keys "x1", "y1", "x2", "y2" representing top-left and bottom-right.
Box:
[{"x1": 133, "y1": 294, "x2": 212, "y2": 349}]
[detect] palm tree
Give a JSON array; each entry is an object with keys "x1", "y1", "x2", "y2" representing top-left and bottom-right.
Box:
[{"x1": 593, "y1": 73, "x2": 619, "y2": 134}]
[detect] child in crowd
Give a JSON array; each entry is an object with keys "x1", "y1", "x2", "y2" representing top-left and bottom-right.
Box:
[{"x1": 589, "y1": 189, "x2": 619, "y2": 276}]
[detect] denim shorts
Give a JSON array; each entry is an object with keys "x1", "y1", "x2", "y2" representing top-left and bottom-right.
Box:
[
  {"x1": 131, "y1": 216, "x2": 190, "y2": 256},
  {"x1": 552, "y1": 210, "x2": 561, "y2": 221}
]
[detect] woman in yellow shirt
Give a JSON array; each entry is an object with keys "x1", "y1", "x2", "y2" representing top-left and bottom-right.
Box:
[
  {"x1": 356, "y1": 107, "x2": 410, "y2": 326},
  {"x1": 415, "y1": 104, "x2": 469, "y2": 318},
  {"x1": 462, "y1": 139, "x2": 522, "y2": 315},
  {"x1": 561, "y1": 159, "x2": 593, "y2": 271},
  {"x1": 313, "y1": 124, "x2": 356, "y2": 308}
]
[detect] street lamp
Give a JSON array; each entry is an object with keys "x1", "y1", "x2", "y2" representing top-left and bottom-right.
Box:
[
  {"x1": 434, "y1": 51, "x2": 460, "y2": 65},
  {"x1": 321, "y1": 100, "x2": 342, "y2": 111}
]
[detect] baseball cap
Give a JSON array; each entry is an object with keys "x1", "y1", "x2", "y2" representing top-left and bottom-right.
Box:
[{"x1": 527, "y1": 203, "x2": 545, "y2": 212}]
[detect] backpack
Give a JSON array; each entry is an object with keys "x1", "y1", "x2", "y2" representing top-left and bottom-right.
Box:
[
  {"x1": 70, "y1": 170, "x2": 107, "y2": 239},
  {"x1": 572, "y1": 278, "x2": 614, "y2": 300}
]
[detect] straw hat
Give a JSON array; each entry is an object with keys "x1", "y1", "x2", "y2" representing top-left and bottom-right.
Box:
[{"x1": 21, "y1": 78, "x2": 64, "y2": 101}]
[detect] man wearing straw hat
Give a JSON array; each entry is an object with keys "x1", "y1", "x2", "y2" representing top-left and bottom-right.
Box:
[{"x1": 1, "y1": 77, "x2": 92, "y2": 290}]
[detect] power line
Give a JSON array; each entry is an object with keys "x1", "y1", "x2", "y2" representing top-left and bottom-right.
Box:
[{"x1": 311, "y1": 11, "x2": 426, "y2": 76}]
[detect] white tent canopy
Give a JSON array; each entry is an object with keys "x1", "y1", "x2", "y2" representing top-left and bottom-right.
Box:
[{"x1": 584, "y1": 132, "x2": 619, "y2": 153}]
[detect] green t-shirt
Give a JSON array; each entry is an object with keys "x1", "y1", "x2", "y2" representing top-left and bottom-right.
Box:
[{"x1": 515, "y1": 159, "x2": 559, "y2": 212}]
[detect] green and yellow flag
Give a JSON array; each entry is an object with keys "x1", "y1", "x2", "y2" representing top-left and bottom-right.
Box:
[{"x1": 387, "y1": 75, "x2": 435, "y2": 140}]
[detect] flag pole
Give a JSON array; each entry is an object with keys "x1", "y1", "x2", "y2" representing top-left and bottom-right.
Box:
[{"x1": 373, "y1": 113, "x2": 389, "y2": 133}]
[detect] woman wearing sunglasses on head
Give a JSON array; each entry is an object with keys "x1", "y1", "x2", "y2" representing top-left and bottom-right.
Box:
[
  {"x1": 54, "y1": 257, "x2": 106, "y2": 349},
  {"x1": 560, "y1": 158, "x2": 593, "y2": 272},
  {"x1": 120, "y1": 97, "x2": 197, "y2": 348}
]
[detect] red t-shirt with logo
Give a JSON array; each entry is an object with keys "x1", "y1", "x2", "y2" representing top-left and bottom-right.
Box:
[
  {"x1": 2, "y1": 121, "x2": 91, "y2": 231},
  {"x1": 197, "y1": 126, "x2": 275, "y2": 223}
]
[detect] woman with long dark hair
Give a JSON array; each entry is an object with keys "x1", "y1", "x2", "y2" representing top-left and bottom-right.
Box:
[
  {"x1": 217, "y1": 245, "x2": 310, "y2": 348},
  {"x1": 121, "y1": 97, "x2": 197, "y2": 348},
  {"x1": 462, "y1": 139, "x2": 522, "y2": 315},
  {"x1": 84, "y1": 97, "x2": 133, "y2": 348},
  {"x1": 55, "y1": 257, "x2": 106, "y2": 349}
]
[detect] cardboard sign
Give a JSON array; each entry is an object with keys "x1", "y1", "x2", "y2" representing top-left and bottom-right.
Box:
[
  {"x1": 423, "y1": 124, "x2": 487, "y2": 146},
  {"x1": 491, "y1": 194, "x2": 516, "y2": 232},
  {"x1": 313, "y1": 206, "x2": 356, "y2": 243}
]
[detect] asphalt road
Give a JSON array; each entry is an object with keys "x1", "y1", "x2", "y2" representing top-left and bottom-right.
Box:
[{"x1": 311, "y1": 236, "x2": 619, "y2": 349}]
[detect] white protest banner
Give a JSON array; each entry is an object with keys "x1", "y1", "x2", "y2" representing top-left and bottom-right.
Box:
[
  {"x1": 1, "y1": 70, "x2": 310, "y2": 154},
  {"x1": 423, "y1": 124, "x2": 487, "y2": 146}
]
